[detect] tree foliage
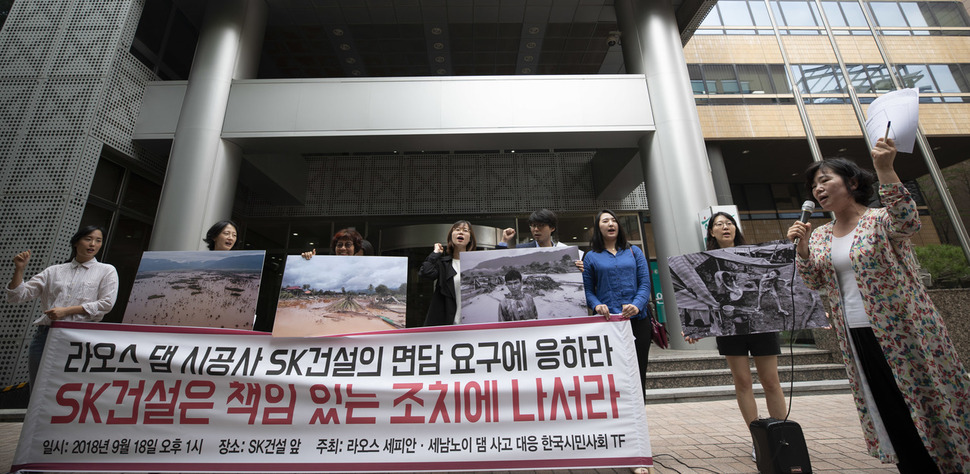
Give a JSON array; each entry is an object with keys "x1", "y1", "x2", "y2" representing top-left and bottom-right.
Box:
[{"x1": 914, "y1": 244, "x2": 970, "y2": 288}]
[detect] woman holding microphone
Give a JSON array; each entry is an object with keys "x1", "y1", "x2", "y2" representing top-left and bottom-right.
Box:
[{"x1": 787, "y1": 138, "x2": 969, "y2": 473}]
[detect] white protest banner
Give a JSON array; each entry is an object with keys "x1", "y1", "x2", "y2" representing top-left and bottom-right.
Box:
[{"x1": 13, "y1": 318, "x2": 651, "y2": 472}]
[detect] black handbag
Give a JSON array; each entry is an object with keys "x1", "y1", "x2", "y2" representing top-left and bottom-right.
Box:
[{"x1": 648, "y1": 301, "x2": 669, "y2": 349}]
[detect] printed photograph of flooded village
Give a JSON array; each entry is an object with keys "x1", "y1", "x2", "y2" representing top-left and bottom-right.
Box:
[
  {"x1": 124, "y1": 250, "x2": 265, "y2": 329},
  {"x1": 459, "y1": 246, "x2": 587, "y2": 324},
  {"x1": 272, "y1": 256, "x2": 408, "y2": 337}
]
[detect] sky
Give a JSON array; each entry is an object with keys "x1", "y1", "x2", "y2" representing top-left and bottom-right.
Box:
[
  {"x1": 281, "y1": 256, "x2": 407, "y2": 291},
  {"x1": 140, "y1": 250, "x2": 264, "y2": 264}
]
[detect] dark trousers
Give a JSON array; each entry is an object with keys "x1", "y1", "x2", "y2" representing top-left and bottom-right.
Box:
[
  {"x1": 630, "y1": 316, "x2": 651, "y2": 398},
  {"x1": 28, "y1": 325, "x2": 50, "y2": 392},
  {"x1": 849, "y1": 327, "x2": 940, "y2": 474}
]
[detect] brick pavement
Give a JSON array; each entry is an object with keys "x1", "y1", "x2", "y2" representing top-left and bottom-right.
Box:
[{"x1": 0, "y1": 393, "x2": 893, "y2": 473}]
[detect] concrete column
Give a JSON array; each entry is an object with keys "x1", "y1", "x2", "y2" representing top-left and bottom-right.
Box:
[
  {"x1": 150, "y1": 0, "x2": 267, "y2": 250},
  {"x1": 618, "y1": 0, "x2": 719, "y2": 350},
  {"x1": 707, "y1": 143, "x2": 734, "y2": 205}
]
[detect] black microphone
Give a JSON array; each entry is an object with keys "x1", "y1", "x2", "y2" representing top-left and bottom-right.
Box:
[
  {"x1": 798, "y1": 200, "x2": 815, "y2": 223},
  {"x1": 794, "y1": 200, "x2": 815, "y2": 244}
]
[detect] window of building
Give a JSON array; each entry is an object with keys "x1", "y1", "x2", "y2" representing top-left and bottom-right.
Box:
[
  {"x1": 130, "y1": 0, "x2": 199, "y2": 80},
  {"x1": 929, "y1": 2, "x2": 970, "y2": 28},
  {"x1": 897, "y1": 64, "x2": 938, "y2": 92},
  {"x1": 720, "y1": 1, "x2": 756, "y2": 26},
  {"x1": 930, "y1": 64, "x2": 970, "y2": 92},
  {"x1": 737, "y1": 64, "x2": 775, "y2": 93},
  {"x1": 791, "y1": 64, "x2": 844, "y2": 94},
  {"x1": 869, "y1": 2, "x2": 909, "y2": 27},
  {"x1": 773, "y1": 0, "x2": 822, "y2": 27},
  {"x1": 82, "y1": 147, "x2": 162, "y2": 323},
  {"x1": 704, "y1": 64, "x2": 743, "y2": 94}
]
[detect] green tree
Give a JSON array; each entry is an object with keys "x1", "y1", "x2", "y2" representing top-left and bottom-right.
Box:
[{"x1": 914, "y1": 244, "x2": 970, "y2": 288}]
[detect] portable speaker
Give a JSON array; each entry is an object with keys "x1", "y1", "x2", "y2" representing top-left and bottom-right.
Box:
[{"x1": 749, "y1": 417, "x2": 812, "y2": 474}]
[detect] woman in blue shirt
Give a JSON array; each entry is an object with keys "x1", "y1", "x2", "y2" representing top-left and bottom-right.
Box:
[{"x1": 582, "y1": 210, "x2": 653, "y2": 399}]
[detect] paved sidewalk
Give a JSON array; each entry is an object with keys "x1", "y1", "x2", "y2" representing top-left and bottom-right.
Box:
[{"x1": 1, "y1": 393, "x2": 892, "y2": 473}]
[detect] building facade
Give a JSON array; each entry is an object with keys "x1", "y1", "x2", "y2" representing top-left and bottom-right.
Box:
[
  {"x1": 2, "y1": 0, "x2": 968, "y2": 387},
  {"x1": 685, "y1": 0, "x2": 970, "y2": 247},
  {"x1": 0, "y1": 0, "x2": 720, "y2": 385}
]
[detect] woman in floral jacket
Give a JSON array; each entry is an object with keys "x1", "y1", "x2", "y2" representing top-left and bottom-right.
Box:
[{"x1": 788, "y1": 138, "x2": 969, "y2": 473}]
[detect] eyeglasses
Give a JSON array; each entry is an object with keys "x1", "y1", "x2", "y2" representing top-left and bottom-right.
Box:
[
  {"x1": 529, "y1": 223, "x2": 548, "y2": 229},
  {"x1": 335, "y1": 241, "x2": 355, "y2": 249},
  {"x1": 712, "y1": 221, "x2": 735, "y2": 229}
]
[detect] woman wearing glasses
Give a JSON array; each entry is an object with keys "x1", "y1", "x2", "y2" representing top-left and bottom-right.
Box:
[
  {"x1": 301, "y1": 228, "x2": 364, "y2": 258},
  {"x1": 694, "y1": 212, "x2": 785, "y2": 462}
]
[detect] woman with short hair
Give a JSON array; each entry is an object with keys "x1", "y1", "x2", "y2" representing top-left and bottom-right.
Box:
[
  {"x1": 6, "y1": 225, "x2": 119, "y2": 391},
  {"x1": 420, "y1": 220, "x2": 476, "y2": 326}
]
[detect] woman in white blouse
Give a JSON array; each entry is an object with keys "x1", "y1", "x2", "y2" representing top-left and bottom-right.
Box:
[{"x1": 6, "y1": 225, "x2": 119, "y2": 391}]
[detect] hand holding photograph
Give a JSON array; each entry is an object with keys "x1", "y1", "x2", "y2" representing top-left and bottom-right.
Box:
[
  {"x1": 668, "y1": 240, "x2": 826, "y2": 340},
  {"x1": 124, "y1": 250, "x2": 265, "y2": 329},
  {"x1": 273, "y1": 255, "x2": 408, "y2": 337},
  {"x1": 459, "y1": 246, "x2": 587, "y2": 324}
]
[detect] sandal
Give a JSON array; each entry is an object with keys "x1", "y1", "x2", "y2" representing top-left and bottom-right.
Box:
[{"x1": 631, "y1": 468, "x2": 650, "y2": 474}]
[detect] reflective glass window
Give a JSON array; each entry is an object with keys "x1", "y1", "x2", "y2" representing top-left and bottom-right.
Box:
[
  {"x1": 737, "y1": 64, "x2": 774, "y2": 93},
  {"x1": 870, "y1": 3, "x2": 907, "y2": 27},
  {"x1": 750, "y1": 1, "x2": 773, "y2": 26},
  {"x1": 821, "y1": 2, "x2": 846, "y2": 27},
  {"x1": 867, "y1": 65, "x2": 894, "y2": 92},
  {"x1": 929, "y1": 3, "x2": 970, "y2": 27},
  {"x1": 846, "y1": 64, "x2": 874, "y2": 93},
  {"x1": 777, "y1": 1, "x2": 819, "y2": 27},
  {"x1": 897, "y1": 64, "x2": 937, "y2": 92},
  {"x1": 90, "y1": 160, "x2": 124, "y2": 202},
  {"x1": 929, "y1": 64, "x2": 969, "y2": 92},
  {"x1": 688, "y1": 65, "x2": 706, "y2": 94},
  {"x1": 700, "y1": 8, "x2": 722, "y2": 27},
  {"x1": 770, "y1": 65, "x2": 792, "y2": 93},
  {"x1": 719, "y1": 1, "x2": 754, "y2": 26},
  {"x1": 840, "y1": 2, "x2": 869, "y2": 26},
  {"x1": 703, "y1": 65, "x2": 742, "y2": 94},
  {"x1": 899, "y1": 2, "x2": 929, "y2": 27},
  {"x1": 800, "y1": 64, "x2": 843, "y2": 93}
]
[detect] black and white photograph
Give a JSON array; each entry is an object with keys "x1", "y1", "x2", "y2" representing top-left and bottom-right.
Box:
[
  {"x1": 668, "y1": 240, "x2": 827, "y2": 340},
  {"x1": 124, "y1": 250, "x2": 265, "y2": 329},
  {"x1": 273, "y1": 256, "x2": 408, "y2": 337},
  {"x1": 459, "y1": 246, "x2": 586, "y2": 324}
]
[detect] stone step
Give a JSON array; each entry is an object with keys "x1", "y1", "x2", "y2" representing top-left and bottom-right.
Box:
[
  {"x1": 644, "y1": 379, "x2": 851, "y2": 404},
  {"x1": 643, "y1": 363, "x2": 847, "y2": 390},
  {"x1": 646, "y1": 348, "x2": 837, "y2": 373}
]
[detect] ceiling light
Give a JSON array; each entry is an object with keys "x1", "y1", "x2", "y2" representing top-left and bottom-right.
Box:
[
  {"x1": 332, "y1": 28, "x2": 344, "y2": 36},
  {"x1": 433, "y1": 42, "x2": 444, "y2": 50},
  {"x1": 521, "y1": 67, "x2": 532, "y2": 74},
  {"x1": 526, "y1": 42, "x2": 536, "y2": 49},
  {"x1": 933, "y1": 146, "x2": 941, "y2": 150},
  {"x1": 528, "y1": 27, "x2": 540, "y2": 34},
  {"x1": 838, "y1": 147, "x2": 847, "y2": 152},
  {"x1": 437, "y1": 68, "x2": 447, "y2": 75},
  {"x1": 741, "y1": 149, "x2": 750, "y2": 154},
  {"x1": 292, "y1": 233, "x2": 299, "y2": 236},
  {"x1": 339, "y1": 43, "x2": 351, "y2": 51},
  {"x1": 431, "y1": 27, "x2": 442, "y2": 35},
  {"x1": 524, "y1": 55, "x2": 534, "y2": 62},
  {"x1": 434, "y1": 56, "x2": 445, "y2": 63}
]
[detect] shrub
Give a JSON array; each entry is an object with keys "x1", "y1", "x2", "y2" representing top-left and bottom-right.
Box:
[{"x1": 914, "y1": 244, "x2": 970, "y2": 288}]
